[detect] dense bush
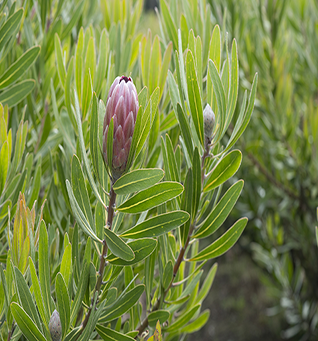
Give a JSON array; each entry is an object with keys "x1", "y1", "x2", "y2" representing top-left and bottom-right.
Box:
[
  {"x1": 0, "y1": 0, "x2": 258, "y2": 340},
  {"x1": 208, "y1": 1, "x2": 318, "y2": 339}
]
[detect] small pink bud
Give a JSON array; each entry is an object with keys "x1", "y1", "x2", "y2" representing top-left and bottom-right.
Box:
[
  {"x1": 103, "y1": 76, "x2": 139, "y2": 180},
  {"x1": 49, "y1": 309, "x2": 62, "y2": 341}
]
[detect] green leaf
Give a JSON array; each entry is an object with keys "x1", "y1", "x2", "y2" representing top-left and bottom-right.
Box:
[
  {"x1": 99, "y1": 284, "x2": 145, "y2": 323},
  {"x1": 148, "y1": 310, "x2": 170, "y2": 328},
  {"x1": 192, "y1": 147, "x2": 201, "y2": 220},
  {"x1": 223, "y1": 39, "x2": 239, "y2": 136},
  {"x1": 190, "y1": 218, "x2": 248, "y2": 261},
  {"x1": 96, "y1": 325, "x2": 135, "y2": 341},
  {"x1": 71, "y1": 155, "x2": 95, "y2": 230},
  {"x1": 163, "y1": 260, "x2": 173, "y2": 290},
  {"x1": 164, "y1": 303, "x2": 201, "y2": 332},
  {"x1": 225, "y1": 73, "x2": 258, "y2": 152},
  {"x1": 74, "y1": 66, "x2": 107, "y2": 211},
  {"x1": 75, "y1": 28, "x2": 84, "y2": 104},
  {"x1": 117, "y1": 182, "x2": 183, "y2": 214},
  {"x1": 107, "y1": 238, "x2": 157, "y2": 266},
  {"x1": 38, "y1": 220, "x2": 52, "y2": 317},
  {"x1": 94, "y1": 29, "x2": 108, "y2": 95},
  {"x1": 14, "y1": 267, "x2": 42, "y2": 330},
  {"x1": 149, "y1": 35, "x2": 160, "y2": 95},
  {"x1": 29, "y1": 258, "x2": 49, "y2": 329},
  {"x1": 208, "y1": 59, "x2": 226, "y2": 140},
  {"x1": 56, "y1": 273, "x2": 70, "y2": 338},
  {"x1": 0, "y1": 9, "x2": 23, "y2": 53},
  {"x1": 135, "y1": 87, "x2": 160, "y2": 159},
  {"x1": 160, "y1": 110, "x2": 178, "y2": 132},
  {"x1": 160, "y1": 0, "x2": 178, "y2": 49},
  {"x1": 186, "y1": 50, "x2": 204, "y2": 146},
  {"x1": 0, "y1": 46, "x2": 40, "y2": 90},
  {"x1": 66, "y1": 180, "x2": 103, "y2": 244},
  {"x1": 61, "y1": 0, "x2": 85, "y2": 41},
  {"x1": 82, "y1": 37, "x2": 96, "y2": 119},
  {"x1": 207, "y1": 25, "x2": 221, "y2": 108},
  {"x1": 70, "y1": 262, "x2": 89, "y2": 324},
  {"x1": 0, "y1": 140, "x2": 8, "y2": 193},
  {"x1": 176, "y1": 103, "x2": 193, "y2": 161},
  {"x1": 90, "y1": 94, "x2": 101, "y2": 180},
  {"x1": 180, "y1": 309, "x2": 210, "y2": 333},
  {"x1": 60, "y1": 244, "x2": 72, "y2": 289},
  {"x1": 194, "y1": 180, "x2": 244, "y2": 239},
  {"x1": 65, "y1": 327, "x2": 81, "y2": 341},
  {"x1": 0, "y1": 80, "x2": 35, "y2": 108},
  {"x1": 120, "y1": 211, "x2": 189, "y2": 239},
  {"x1": 106, "y1": 117, "x2": 114, "y2": 171},
  {"x1": 180, "y1": 169, "x2": 192, "y2": 246},
  {"x1": 204, "y1": 150, "x2": 242, "y2": 192},
  {"x1": 159, "y1": 42, "x2": 172, "y2": 100},
  {"x1": 104, "y1": 228, "x2": 135, "y2": 261},
  {"x1": 165, "y1": 134, "x2": 179, "y2": 182},
  {"x1": 11, "y1": 303, "x2": 46, "y2": 341},
  {"x1": 27, "y1": 156, "x2": 41, "y2": 208},
  {"x1": 195, "y1": 263, "x2": 218, "y2": 304},
  {"x1": 54, "y1": 34, "x2": 66, "y2": 88},
  {"x1": 113, "y1": 168, "x2": 164, "y2": 195}
]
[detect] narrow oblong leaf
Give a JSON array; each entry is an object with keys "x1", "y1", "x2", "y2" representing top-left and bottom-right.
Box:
[
  {"x1": 56, "y1": 273, "x2": 70, "y2": 338},
  {"x1": 103, "y1": 228, "x2": 135, "y2": 261},
  {"x1": 163, "y1": 260, "x2": 173, "y2": 290},
  {"x1": 99, "y1": 284, "x2": 145, "y2": 323},
  {"x1": 0, "y1": 46, "x2": 40, "y2": 90},
  {"x1": 204, "y1": 150, "x2": 242, "y2": 192},
  {"x1": 180, "y1": 309, "x2": 210, "y2": 333},
  {"x1": 148, "y1": 310, "x2": 170, "y2": 328},
  {"x1": 38, "y1": 220, "x2": 52, "y2": 318},
  {"x1": 164, "y1": 304, "x2": 201, "y2": 332},
  {"x1": 195, "y1": 263, "x2": 218, "y2": 304},
  {"x1": 113, "y1": 168, "x2": 164, "y2": 195},
  {"x1": 186, "y1": 50, "x2": 204, "y2": 145},
  {"x1": 70, "y1": 262, "x2": 89, "y2": 324},
  {"x1": 54, "y1": 34, "x2": 66, "y2": 88},
  {"x1": 208, "y1": 59, "x2": 226, "y2": 140},
  {"x1": 117, "y1": 182, "x2": 183, "y2": 214},
  {"x1": 190, "y1": 218, "x2": 248, "y2": 261},
  {"x1": 106, "y1": 238, "x2": 157, "y2": 266},
  {"x1": 0, "y1": 80, "x2": 35, "y2": 108},
  {"x1": 29, "y1": 258, "x2": 49, "y2": 328},
  {"x1": 194, "y1": 180, "x2": 244, "y2": 239},
  {"x1": 0, "y1": 9, "x2": 23, "y2": 53},
  {"x1": 120, "y1": 211, "x2": 189, "y2": 239},
  {"x1": 71, "y1": 155, "x2": 94, "y2": 230},
  {"x1": 66, "y1": 180, "x2": 103, "y2": 244},
  {"x1": 11, "y1": 303, "x2": 46, "y2": 341},
  {"x1": 14, "y1": 267, "x2": 42, "y2": 330},
  {"x1": 96, "y1": 325, "x2": 135, "y2": 341}
]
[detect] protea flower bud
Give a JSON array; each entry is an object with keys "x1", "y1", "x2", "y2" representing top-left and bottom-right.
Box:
[
  {"x1": 49, "y1": 309, "x2": 62, "y2": 341},
  {"x1": 103, "y1": 76, "x2": 139, "y2": 180},
  {"x1": 203, "y1": 104, "x2": 215, "y2": 142}
]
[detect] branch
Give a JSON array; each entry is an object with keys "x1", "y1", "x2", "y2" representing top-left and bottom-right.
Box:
[
  {"x1": 79, "y1": 186, "x2": 116, "y2": 335},
  {"x1": 136, "y1": 144, "x2": 210, "y2": 337}
]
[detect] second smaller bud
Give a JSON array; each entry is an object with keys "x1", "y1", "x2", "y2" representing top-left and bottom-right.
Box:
[{"x1": 203, "y1": 104, "x2": 215, "y2": 143}]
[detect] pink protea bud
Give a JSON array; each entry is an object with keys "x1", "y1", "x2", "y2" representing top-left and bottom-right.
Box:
[
  {"x1": 103, "y1": 76, "x2": 139, "y2": 180},
  {"x1": 203, "y1": 104, "x2": 215, "y2": 142},
  {"x1": 49, "y1": 309, "x2": 62, "y2": 341}
]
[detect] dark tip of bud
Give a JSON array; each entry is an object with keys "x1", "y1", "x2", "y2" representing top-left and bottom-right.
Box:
[{"x1": 120, "y1": 76, "x2": 132, "y2": 83}]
